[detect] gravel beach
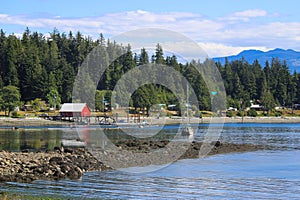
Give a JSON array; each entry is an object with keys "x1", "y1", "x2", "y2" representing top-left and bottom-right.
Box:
[{"x1": 0, "y1": 139, "x2": 273, "y2": 183}]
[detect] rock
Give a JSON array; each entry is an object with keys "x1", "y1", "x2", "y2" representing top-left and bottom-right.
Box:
[
  {"x1": 54, "y1": 146, "x2": 64, "y2": 153},
  {"x1": 0, "y1": 149, "x2": 107, "y2": 183},
  {"x1": 33, "y1": 167, "x2": 44, "y2": 174},
  {"x1": 215, "y1": 141, "x2": 222, "y2": 147},
  {"x1": 16, "y1": 159, "x2": 23, "y2": 165},
  {"x1": 75, "y1": 166, "x2": 83, "y2": 175},
  {"x1": 53, "y1": 169, "x2": 65, "y2": 179},
  {"x1": 193, "y1": 145, "x2": 200, "y2": 151},
  {"x1": 2, "y1": 139, "x2": 268, "y2": 183},
  {"x1": 60, "y1": 164, "x2": 71, "y2": 174},
  {"x1": 64, "y1": 148, "x2": 74, "y2": 154},
  {"x1": 66, "y1": 169, "x2": 79, "y2": 179},
  {"x1": 49, "y1": 157, "x2": 64, "y2": 164}
]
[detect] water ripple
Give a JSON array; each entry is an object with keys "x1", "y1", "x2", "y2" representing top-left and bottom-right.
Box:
[{"x1": 2, "y1": 124, "x2": 300, "y2": 199}]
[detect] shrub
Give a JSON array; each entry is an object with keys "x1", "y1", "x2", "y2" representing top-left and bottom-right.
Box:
[
  {"x1": 226, "y1": 111, "x2": 234, "y2": 117},
  {"x1": 262, "y1": 112, "x2": 268, "y2": 116},
  {"x1": 247, "y1": 109, "x2": 258, "y2": 117},
  {"x1": 198, "y1": 111, "x2": 202, "y2": 118},
  {"x1": 275, "y1": 111, "x2": 282, "y2": 117},
  {"x1": 11, "y1": 111, "x2": 19, "y2": 118},
  {"x1": 237, "y1": 110, "x2": 244, "y2": 117}
]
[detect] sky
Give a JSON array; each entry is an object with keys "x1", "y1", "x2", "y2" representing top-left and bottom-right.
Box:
[{"x1": 1, "y1": 0, "x2": 300, "y2": 57}]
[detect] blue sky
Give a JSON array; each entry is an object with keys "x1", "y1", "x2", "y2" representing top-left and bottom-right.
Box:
[{"x1": 1, "y1": 0, "x2": 300, "y2": 57}]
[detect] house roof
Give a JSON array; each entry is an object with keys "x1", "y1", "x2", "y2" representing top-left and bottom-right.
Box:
[
  {"x1": 250, "y1": 104, "x2": 262, "y2": 108},
  {"x1": 59, "y1": 103, "x2": 89, "y2": 112}
]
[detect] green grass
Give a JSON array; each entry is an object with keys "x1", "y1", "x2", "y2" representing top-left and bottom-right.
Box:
[{"x1": 0, "y1": 192, "x2": 66, "y2": 200}]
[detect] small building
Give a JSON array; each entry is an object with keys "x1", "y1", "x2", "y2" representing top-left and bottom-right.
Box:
[
  {"x1": 22, "y1": 105, "x2": 33, "y2": 111},
  {"x1": 59, "y1": 103, "x2": 91, "y2": 118},
  {"x1": 250, "y1": 104, "x2": 263, "y2": 110},
  {"x1": 227, "y1": 107, "x2": 237, "y2": 111}
]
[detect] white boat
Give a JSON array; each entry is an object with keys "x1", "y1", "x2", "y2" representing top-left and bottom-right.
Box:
[
  {"x1": 61, "y1": 139, "x2": 86, "y2": 148},
  {"x1": 181, "y1": 125, "x2": 194, "y2": 136},
  {"x1": 181, "y1": 84, "x2": 194, "y2": 136}
]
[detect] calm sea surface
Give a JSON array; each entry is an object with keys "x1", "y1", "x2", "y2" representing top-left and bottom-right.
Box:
[{"x1": 1, "y1": 123, "x2": 300, "y2": 199}]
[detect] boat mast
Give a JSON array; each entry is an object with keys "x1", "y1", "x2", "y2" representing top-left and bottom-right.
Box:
[{"x1": 187, "y1": 83, "x2": 190, "y2": 124}]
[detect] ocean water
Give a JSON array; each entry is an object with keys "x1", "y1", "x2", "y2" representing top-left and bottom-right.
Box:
[{"x1": 1, "y1": 123, "x2": 300, "y2": 199}]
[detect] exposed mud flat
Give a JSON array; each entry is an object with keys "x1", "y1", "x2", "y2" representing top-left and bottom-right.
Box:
[{"x1": 0, "y1": 139, "x2": 273, "y2": 183}]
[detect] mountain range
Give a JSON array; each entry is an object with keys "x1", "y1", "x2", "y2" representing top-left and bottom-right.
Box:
[{"x1": 213, "y1": 48, "x2": 300, "y2": 72}]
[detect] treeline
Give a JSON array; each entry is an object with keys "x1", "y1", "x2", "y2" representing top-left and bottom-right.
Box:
[
  {"x1": 217, "y1": 58, "x2": 300, "y2": 111},
  {"x1": 0, "y1": 28, "x2": 300, "y2": 115}
]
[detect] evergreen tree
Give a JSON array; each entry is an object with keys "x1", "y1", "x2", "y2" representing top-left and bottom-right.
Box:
[
  {"x1": 139, "y1": 48, "x2": 149, "y2": 65},
  {"x1": 0, "y1": 76, "x2": 4, "y2": 90},
  {"x1": 0, "y1": 27, "x2": 299, "y2": 116},
  {"x1": 296, "y1": 73, "x2": 300, "y2": 103},
  {"x1": 153, "y1": 44, "x2": 165, "y2": 64},
  {"x1": 166, "y1": 55, "x2": 180, "y2": 71},
  {"x1": 223, "y1": 58, "x2": 234, "y2": 97},
  {"x1": 0, "y1": 30, "x2": 7, "y2": 85},
  {"x1": 252, "y1": 59, "x2": 265, "y2": 100},
  {"x1": 48, "y1": 40, "x2": 59, "y2": 72},
  {"x1": 232, "y1": 72, "x2": 244, "y2": 100},
  {"x1": 288, "y1": 71, "x2": 298, "y2": 106},
  {"x1": 6, "y1": 35, "x2": 19, "y2": 86},
  {"x1": 60, "y1": 59, "x2": 75, "y2": 102},
  {"x1": 261, "y1": 86, "x2": 275, "y2": 113},
  {"x1": 46, "y1": 88, "x2": 61, "y2": 110},
  {"x1": 122, "y1": 45, "x2": 135, "y2": 73},
  {"x1": 1, "y1": 85, "x2": 21, "y2": 116}
]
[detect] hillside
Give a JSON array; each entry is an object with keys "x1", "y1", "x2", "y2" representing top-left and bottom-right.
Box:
[{"x1": 213, "y1": 48, "x2": 300, "y2": 72}]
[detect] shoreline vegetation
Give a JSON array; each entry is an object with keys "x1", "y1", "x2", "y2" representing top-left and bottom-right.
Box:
[{"x1": 1, "y1": 28, "x2": 300, "y2": 127}]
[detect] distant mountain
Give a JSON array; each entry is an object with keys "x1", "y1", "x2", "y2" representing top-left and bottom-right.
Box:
[{"x1": 213, "y1": 48, "x2": 300, "y2": 72}]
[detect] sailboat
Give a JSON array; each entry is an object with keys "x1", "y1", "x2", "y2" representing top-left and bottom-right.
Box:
[
  {"x1": 180, "y1": 84, "x2": 194, "y2": 136},
  {"x1": 181, "y1": 125, "x2": 194, "y2": 136}
]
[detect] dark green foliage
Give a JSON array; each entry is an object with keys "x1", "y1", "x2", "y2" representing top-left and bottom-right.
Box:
[
  {"x1": 226, "y1": 110, "x2": 234, "y2": 117},
  {"x1": 153, "y1": 44, "x2": 165, "y2": 64},
  {"x1": 0, "y1": 28, "x2": 300, "y2": 115},
  {"x1": 247, "y1": 109, "x2": 258, "y2": 117},
  {"x1": 11, "y1": 110, "x2": 19, "y2": 118},
  {"x1": 1, "y1": 85, "x2": 21, "y2": 116},
  {"x1": 274, "y1": 111, "x2": 282, "y2": 117},
  {"x1": 95, "y1": 90, "x2": 112, "y2": 111},
  {"x1": 223, "y1": 57, "x2": 300, "y2": 111},
  {"x1": 237, "y1": 110, "x2": 245, "y2": 117}
]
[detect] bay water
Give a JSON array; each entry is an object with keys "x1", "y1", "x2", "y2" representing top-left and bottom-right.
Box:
[{"x1": 1, "y1": 123, "x2": 300, "y2": 199}]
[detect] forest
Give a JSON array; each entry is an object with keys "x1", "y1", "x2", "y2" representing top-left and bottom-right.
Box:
[{"x1": 0, "y1": 28, "x2": 300, "y2": 116}]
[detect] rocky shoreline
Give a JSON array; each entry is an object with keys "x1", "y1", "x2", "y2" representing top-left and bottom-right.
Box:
[
  {"x1": 0, "y1": 147, "x2": 110, "y2": 183},
  {"x1": 0, "y1": 140, "x2": 273, "y2": 183}
]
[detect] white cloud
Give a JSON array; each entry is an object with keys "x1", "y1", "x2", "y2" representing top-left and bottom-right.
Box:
[
  {"x1": 220, "y1": 9, "x2": 268, "y2": 22},
  {"x1": 198, "y1": 42, "x2": 271, "y2": 58},
  {"x1": 0, "y1": 9, "x2": 300, "y2": 57},
  {"x1": 233, "y1": 9, "x2": 267, "y2": 18}
]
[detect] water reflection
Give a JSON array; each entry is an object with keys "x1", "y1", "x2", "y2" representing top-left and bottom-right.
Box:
[
  {"x1": 1, "y1": 124, "x2": 300, "y2": 199},
  {"x1": 1, "y1": 123, "x2": 300, "y2": 152},
  {"x1": 0, "y1": 129, "x2": 62, "y2": 151}
]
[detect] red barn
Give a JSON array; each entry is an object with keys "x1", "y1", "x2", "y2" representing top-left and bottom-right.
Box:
[{"x1": 59, "y1": 103, "x2": 91, "y2": 117}]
